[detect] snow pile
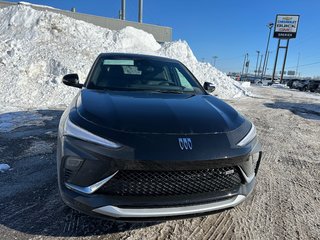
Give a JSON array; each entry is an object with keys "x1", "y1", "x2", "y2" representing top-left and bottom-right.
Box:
[
  {"x1": 17, "y1": 1, "x2": 57, "y2": 9},
  {"x1": 0, "y1": 5, "x2": 248, "y2": 111},
  {"x1": 158, "y1": 41, "x2": 248, "y2": 98}
]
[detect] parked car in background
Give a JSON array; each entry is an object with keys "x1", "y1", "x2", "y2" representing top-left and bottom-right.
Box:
[
  {"x1": 307, "y1": 80, "x2": 320, "y2": 92},
  {"x1": 281, "y1": 79, "x2": 288, "y2": 84},
  {"x1": 292, "y1": 80, "x2": 309, "y2": 91},
  {"x1": 287, "y1": 79, "x2": 298, "y2": 88},
  {"x1": 291, "y1": 80, "x2": 300, "y2": 89},
  {"x1": 239, "y1": 75, "x2": 261, "y2": 84}
]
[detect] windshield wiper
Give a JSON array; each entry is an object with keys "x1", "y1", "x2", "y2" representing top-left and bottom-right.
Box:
[
  {"x1": 150, "y1": 89, "x2": 184, "y2": 94},
  {"x1": 91, "y1": 86, "x2": 195, "y2": 94}
]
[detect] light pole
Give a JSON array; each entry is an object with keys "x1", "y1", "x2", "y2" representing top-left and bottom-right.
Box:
[
  {"x1": 121, "y1": 0, "x2": 126, "y2": 20},
  {"x1": 264, "y1": 51, "x2": 272, "y2": 77},
  {"x1": 212, "y1": 56, "x2": 218, "y2": 67},
  {"x1": 260, "y1": 23, "x2": 274, "y2": 81},
  {"x1": 245, "y1": 57, "x2": 250, "y2": 77},
  {"x1": 258, "y1": 54, "x2": 263, "y2": 75},
  {"x1": 241, "y1": 53, "x2": 248, "y2": 79},
  {"x1": 255, "y1": 51, "x2": 260, "y2": 77},
  {"x1": 138, "y1": 0, "x2": 143, "y2": 22},
  {"x1": 295, "y1": 52, "x2": 300, "y2": 78}
]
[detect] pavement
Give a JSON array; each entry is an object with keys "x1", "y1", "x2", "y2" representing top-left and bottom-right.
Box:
[{"x1": 0, "y1": 86, "x2": 319, "y2": 240}]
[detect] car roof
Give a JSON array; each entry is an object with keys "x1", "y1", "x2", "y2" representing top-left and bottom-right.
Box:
[{"x1": 98, "y1": 53, "x2": 180, "y2": 63}]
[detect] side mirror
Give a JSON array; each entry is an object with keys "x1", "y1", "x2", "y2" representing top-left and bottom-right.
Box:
[
  {"x1": 62, "y1": 74, "x2": 83, "y2": 88},
  {"x1": 203, "y1": 82, "x2": 215, "y2": 93}
]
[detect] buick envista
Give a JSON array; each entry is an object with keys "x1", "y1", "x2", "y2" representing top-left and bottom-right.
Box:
[{"x1": 57, "y1": 53, "x2": 262, "y2": 220}]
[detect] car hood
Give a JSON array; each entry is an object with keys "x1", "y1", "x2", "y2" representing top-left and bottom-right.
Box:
[{"x1": 75, "y1": 89, "x2": 245, "y2": 134}]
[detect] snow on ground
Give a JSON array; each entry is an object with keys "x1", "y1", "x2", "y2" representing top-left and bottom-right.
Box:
[
  {"x1": 271, "y1": 83, "x2": 289, "y2": 89},
  {"x1": 0, "y1": 5, "x2": 248, "y2": 112},
  {"x1": 266, "y1": 85, "x2": 320, "y2": 100},
  {"x1": 290, "y1": 90, "x2": 320, "y2": 101},
  {"x1": 0, "y1": 164, "x2": 11, "y2": 173},
  {"x1": 240, "y1": 81, "x2": 251, "y2": 88}
]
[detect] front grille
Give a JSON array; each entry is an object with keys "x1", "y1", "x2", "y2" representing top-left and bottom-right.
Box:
[{"x1": 98, "y1": 167, "x2": 242, "y2": 196}]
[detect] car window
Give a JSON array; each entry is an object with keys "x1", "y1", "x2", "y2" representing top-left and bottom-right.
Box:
[
  {"x1": 86, "y1": 57, "x2": 204, "y2": 94},
  {"x1": 123, "y1": 65, "x2": 141, "y2": 75},
  {"x1": 175, "y1": 67, "x2": 193, "y2": 90}
]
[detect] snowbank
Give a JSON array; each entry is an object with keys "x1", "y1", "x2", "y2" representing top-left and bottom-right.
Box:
[
  {"x1": 240, "y1": 81, "x2": 251, "y2": 88},
  {"x1": 0, "y1": 5, "x2": 248, "y2": 112},
  {"x1": 17, "y1": 1, "x2": 57, "y2": 9}
]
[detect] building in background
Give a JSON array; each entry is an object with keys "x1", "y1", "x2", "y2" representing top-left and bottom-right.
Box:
[{"x1": 0, "y1": 1, "x2": 172, "y2": 43}]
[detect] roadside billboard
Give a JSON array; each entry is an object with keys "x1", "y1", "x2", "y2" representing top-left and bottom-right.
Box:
[{"x1": 274, "y1": 15, "x2": 300, "y2": 39}]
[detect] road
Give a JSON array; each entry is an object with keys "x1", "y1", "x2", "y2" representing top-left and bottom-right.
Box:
[{"x1": 0, "y1": 86, "x2": 319, "y2": 240}]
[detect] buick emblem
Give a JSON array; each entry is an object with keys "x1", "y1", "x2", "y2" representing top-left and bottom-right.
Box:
[{"x1": 178, "y1": 138, "x2": 192, "y2": 150}]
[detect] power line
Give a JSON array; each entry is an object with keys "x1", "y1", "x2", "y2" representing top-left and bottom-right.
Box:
[{"x1": 286, "y1": 60, "x2": 320, "y2": 69}]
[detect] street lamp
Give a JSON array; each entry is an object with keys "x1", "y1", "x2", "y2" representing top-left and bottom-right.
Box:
[
  {"x1": 264, "y1": 51, "x2": 272, "y2": 77},
  {"x1": 260, "y1": 23, "x2": 274, "y2": 81},
  {"x1": 212, "y1": 56, "x2": 218, "y2": 67},
  {"x1": 241, "y1": 53, "x2": 248, "y2": 79},
  {"x1": 255, "y1": 51, "x2": 260, "y2": 77},
  {"x1": 138, "y1": 0, "x2": 143, "y2": 22}
]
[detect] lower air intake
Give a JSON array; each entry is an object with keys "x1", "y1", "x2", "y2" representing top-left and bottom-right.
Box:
[{"x1": 98, "y1": 167, "x2": 241, "y2": 196}]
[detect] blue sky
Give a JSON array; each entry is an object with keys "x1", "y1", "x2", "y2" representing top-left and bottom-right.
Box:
[{"x1": 9, "y1": 0, "x2": 320, "y2": 77}]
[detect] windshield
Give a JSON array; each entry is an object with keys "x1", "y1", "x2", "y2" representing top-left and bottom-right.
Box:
[{"x1": 86, "y1": 56, "x2": 205, "y2": 94}]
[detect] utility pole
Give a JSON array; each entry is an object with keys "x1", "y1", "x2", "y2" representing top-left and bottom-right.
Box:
[
  {"x1": 255, "y1": 51, "x2": 260, "y2": 77},
  {"x1": 260, "y1": 23, "x2": 274, "y2": 81},
  {"x1": 212, "y1": 56, "x2": 218, "y2": 67}
]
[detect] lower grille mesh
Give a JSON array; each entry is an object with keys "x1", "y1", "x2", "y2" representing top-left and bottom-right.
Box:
[{"x1": 98, "y1": 167, "x2": 241, "y2": 196}]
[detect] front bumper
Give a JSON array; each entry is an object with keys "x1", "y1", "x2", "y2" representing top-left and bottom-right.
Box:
[
  {"x1": 57, "y1": 135, "x2": 262, "y2": 220},
  {"x1": 93, "y1": 194, "x2": 247, "y2": 218}
]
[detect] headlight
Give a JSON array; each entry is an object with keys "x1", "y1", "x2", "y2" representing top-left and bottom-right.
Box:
[
  {"x1": 64, "y1": 117, "x2": 121, "y2": 149},
  {"x1": 237, "y1": 123, "x2": 256, "y2": 147}
]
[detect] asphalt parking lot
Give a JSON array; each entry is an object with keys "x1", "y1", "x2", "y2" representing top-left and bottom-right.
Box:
[{"x1": 0, "y1": 86, "x2": 319, "y2": 240}]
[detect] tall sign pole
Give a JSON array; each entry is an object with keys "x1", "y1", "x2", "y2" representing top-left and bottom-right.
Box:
[
  {"x1": 272, "y1": 39, "x2": 281, "y2": 82},
  {"x1": 272, "y1": 14, "x2": 300, "y2": 83},
  {"x1": 280, "y1": 40, "x2": 290, "y2": 82}
]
